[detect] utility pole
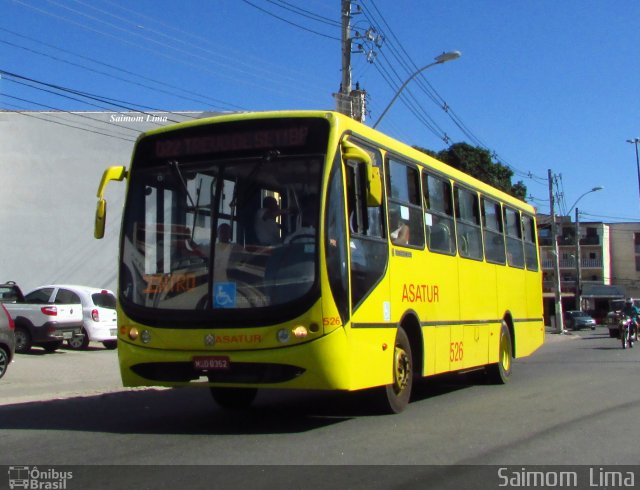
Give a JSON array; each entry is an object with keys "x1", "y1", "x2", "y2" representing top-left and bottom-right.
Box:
[
  {"x1": 549, "y1": 169, "x2": 564, "y2": 333},
  {"x1": 338, "y1": 0, "x2": 352, "y2": 117},
  {"x1": 575, "y1": 207, "x2": 582, "y2": 311}
]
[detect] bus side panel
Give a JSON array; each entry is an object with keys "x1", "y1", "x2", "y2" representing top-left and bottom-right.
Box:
[
  {"x1": 433, "y1": 326, "x2": 451, "y2": 374},
  {"x1": 516, "y1": 269, "x2": 545, "y2": 357},
  {"x1": 347, "y1": 325, "x2": 396, "y2": 390},
  {"x1": 495, "y1": 265, "x2": 543, "y2": 359},
  {"x1": 458, "y1": 259, "x2": 495, "y2": 369},
  {"x1": 347, "y1": 274, "x2": 396, "y2": 391},
  {"x1": 402, "y1": 251, "x2": 458, "y2": 377}
]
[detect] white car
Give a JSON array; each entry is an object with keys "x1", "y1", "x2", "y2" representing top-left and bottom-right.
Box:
[{"x1": 28, "y1": 285, "x2": 118, "y2": 350}]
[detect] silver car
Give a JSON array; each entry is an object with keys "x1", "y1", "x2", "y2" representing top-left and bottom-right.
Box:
[
  {"x1": 0, "y1": 303, "x2": 16, "y2": 380},
  {"x1": 564, "y1": 310, "x2": 597, "y2": 331}
]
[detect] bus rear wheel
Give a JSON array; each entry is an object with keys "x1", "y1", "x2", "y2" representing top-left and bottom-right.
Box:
[
  {"x1": 487, "y1": 323, "x2": 512, "y2": 384},
  {"x1": 382, "y1": 327, "x2": 413, "y2": 414},
  {"x1": 210, "y1": 387, "x2": 258, "y2": 410}
]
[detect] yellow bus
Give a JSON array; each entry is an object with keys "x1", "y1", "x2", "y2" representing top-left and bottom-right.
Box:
[{"x1": 95, "y1": 110, "x2": 544, "y2": 413}]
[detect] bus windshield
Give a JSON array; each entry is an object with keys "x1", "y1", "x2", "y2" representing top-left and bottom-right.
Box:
[{"x1": 120, "y1": 117, "x2": 328, "y2": 319}]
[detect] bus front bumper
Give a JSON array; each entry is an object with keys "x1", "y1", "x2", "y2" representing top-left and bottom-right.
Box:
[{"x1": 118, "y1": 327, "x2": 350, "y2": 391}]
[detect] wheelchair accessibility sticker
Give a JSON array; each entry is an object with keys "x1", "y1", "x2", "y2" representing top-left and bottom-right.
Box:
[{"x1": 214, "y1": 282, "x2": 236, "y2": 308}]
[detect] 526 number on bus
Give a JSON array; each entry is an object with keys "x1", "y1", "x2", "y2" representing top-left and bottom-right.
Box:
[{"x1": 450, "y1": 341, "x2": 463, "y2": 362}]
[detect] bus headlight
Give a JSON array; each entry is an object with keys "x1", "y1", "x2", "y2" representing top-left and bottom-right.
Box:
[
  {"x1": 292, "y1": 326, "x2": 308, "y2": 338},
  {"x1": 140, "y1": 329, "x2": 152, "y2": 344},
  {"x1": 128, "y1": 327, "x2": 139, "y2": 340}
]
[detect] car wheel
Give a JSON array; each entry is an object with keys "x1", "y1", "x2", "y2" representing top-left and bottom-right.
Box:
[
  {"x1": 102, "y1": 340, "x2": 117, "y2": 350},
  {"x1": 67, "y1": 328, "x2": 90, "y2": 350},
  {"x1": 14, "y1": 328, "x2": 32, "y2": 354},
  {"x1": 0, "y1": 346, "x2": 9, "y2": 379}
]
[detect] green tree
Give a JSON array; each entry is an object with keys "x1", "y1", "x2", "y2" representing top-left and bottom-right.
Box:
[{"x1": 414, "y1": 142, "x2": 527, "y2": 201}]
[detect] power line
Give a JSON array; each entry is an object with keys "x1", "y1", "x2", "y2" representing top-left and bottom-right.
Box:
[
  {"x1": 266, "y1": 0, "x2": 342, "y2": 28},
  {"x1": 2, "y1": 102, "x2": 137, "y2": 142},
  {"x1": 239, "y1": 0, "x2": 340, "y2": 41}
]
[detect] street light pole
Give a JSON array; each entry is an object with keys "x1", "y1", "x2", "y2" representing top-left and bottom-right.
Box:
[
  {"x1": 626, "y1": 138, "x2": 640, "y2": 199},
  {"x1": 372, "y1": 51, "x2": 461, "y2": 129},
  {"x1": 575, "y1": 207, "x2": 582, "y2": 311},
  {"x1": 568, "y1": 186, "x2": 603, "y2": 312}
]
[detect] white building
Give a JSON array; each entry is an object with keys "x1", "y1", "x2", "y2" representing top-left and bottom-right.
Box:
[{"x1": 0, "y1": 111, "x2": 211, "y2": 292}]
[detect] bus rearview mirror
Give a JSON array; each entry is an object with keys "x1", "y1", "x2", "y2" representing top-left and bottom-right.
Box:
[{"x1": 94, "y1": 165, "x2": 127, "y2": 240}]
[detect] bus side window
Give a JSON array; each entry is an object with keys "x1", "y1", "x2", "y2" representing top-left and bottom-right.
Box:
[
  {"x1": 504, "y1": 206, "x2": 525, "y2": 268},
  {"x1": 481, "y1": 197, "x2": 506, "y2": 264},
  {"x1": 522, "y1": 214, "x2": 539, "y2": 271},
  {"x1": 423, "y1": 172, "x2": 455, "y2": 255},
  {"x1": 454, "y1": 186, "x2": 483, "y2": 260},
  {"x1": 387, "y1": 159, "x2": 424, "y2": 248}
]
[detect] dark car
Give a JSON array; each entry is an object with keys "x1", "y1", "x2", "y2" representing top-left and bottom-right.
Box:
[
  {"x1": 0, "y1": 303, "x2": 16, "y2": 379},
  {"x1": 564, "y1": 310, "x2": 597, "y2": 331}
]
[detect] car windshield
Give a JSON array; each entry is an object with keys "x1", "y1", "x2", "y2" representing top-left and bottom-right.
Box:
[
  {"x1": 92, "y1": 292, "x2": 116, "y2": 309},
  {"x1": 120, "y1": 117, "x2": 327, "y2": 317},
  {"x1": 571, "y1": 311, "x2": 590, "y2": 318}
]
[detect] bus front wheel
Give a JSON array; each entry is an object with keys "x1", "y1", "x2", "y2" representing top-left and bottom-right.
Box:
[
  {"x1": 210, "y1": 387, "x2": 258, "y2": 410},
  {"x1": 486, "y1": 323, "x2": 512, "y2": 384},
  {"x1": 382, "y1": 327, "x2": 413, "y2": 414}
]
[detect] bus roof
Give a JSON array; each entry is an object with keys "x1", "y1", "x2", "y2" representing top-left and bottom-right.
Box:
[{"x1": 136, "y1": 110, "x2": 535, "y2": 214}]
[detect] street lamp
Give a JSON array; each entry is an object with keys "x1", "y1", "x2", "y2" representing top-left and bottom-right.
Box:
[
  {"x1": 626, "y1": 138, "x2": 640, "y2": 199},
  {"x1": 570, "y1": 186, "x2": 603, "y2": 312},
  {"x1": 372, "y1": 50, "x2": 461, "y2": 129}
]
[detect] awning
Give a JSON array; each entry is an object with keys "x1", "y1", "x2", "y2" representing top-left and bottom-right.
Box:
[{"x1": 580, "y1": 284, "x2": 626, "y2": 299}]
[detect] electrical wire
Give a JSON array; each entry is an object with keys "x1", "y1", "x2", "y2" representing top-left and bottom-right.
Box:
[{"x1": 239, "y1": 0, "x2": 340, "y2": 41}]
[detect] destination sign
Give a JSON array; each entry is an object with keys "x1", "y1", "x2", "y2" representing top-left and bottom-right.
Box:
[{"x1": 154, "y1": 126, "x2": 310, "y2": 159}]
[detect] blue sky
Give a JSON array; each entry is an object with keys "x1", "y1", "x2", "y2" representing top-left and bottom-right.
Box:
[{"x1": 2, "y1": 0, "x2": 639, "y2": 222}]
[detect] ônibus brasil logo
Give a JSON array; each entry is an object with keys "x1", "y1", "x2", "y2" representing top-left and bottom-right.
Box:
[{"x1": 8, "y1": 466, "x2": 73, "y2": 489}]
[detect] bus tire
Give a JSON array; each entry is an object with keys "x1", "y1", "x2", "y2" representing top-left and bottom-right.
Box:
[
  {"x1": 210, "y1": 387, "x2": 258, "y2": 410},
  {"x1": 383, "y1": 327, "x2": 413, "y2": 414},
  {"x1": 487, "y1": 323, "x2": 512, "y2": 384}
]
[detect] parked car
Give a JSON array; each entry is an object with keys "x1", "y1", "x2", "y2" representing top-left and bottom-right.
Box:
[
  {"x1": 0, "y1": 281, "x2": 83, "y2": 353},
  {"x1": 564, "y1": 310, "x2": 597, "y2": 330},
  {"x1": 27, "y1": 285, "x2": 118, "y2": 350},
  {"x1": 0, "y1": 303, "x2": 15, "y2": 379}
]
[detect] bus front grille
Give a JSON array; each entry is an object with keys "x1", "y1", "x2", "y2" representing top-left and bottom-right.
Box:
[{"x1": 130, "y1": 361, "x2": 305, "y2": 384}]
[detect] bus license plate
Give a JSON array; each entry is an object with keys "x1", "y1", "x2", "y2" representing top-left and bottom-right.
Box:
[
  {"x1": 193, "y1": 356, "x2": 230, "y2": 371},
  {"x1": 63, "y1": 332, "x2": 73, "y2": 339}
]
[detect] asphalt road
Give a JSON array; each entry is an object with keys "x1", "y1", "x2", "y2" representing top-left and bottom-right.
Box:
[{"x1": 1, "y1": 328, "x2": 639, "y2": 489}]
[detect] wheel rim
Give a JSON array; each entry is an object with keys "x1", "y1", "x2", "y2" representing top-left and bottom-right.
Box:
[
  {"x1": 15, "y1": 331, "x2": 28, "y2": 351},
  {"x1": 393, "y1": 345, "x2": 411, "y2": 395},
  {"x1": 500, "y1": 333, "x2": 511, "y2": 372},
  {"x1": 68, "y1": 336, "x2": 83, "y2": 349},
  {"x1": 0, "y1": 349, "x2": 7, "y2": 377}
]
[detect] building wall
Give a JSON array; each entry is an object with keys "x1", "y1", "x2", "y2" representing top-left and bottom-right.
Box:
[
  {"x1": 0, "y1": 111, "x2": 208, "y2": 293},
  {"x1": 609, "y1": 222, "x2": 640, "y2": 297}
]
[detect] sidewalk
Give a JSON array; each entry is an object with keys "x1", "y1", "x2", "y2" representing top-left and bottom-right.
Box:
[{"x1": 544, "y1": 325, "x2": 579, "y2": 343}]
